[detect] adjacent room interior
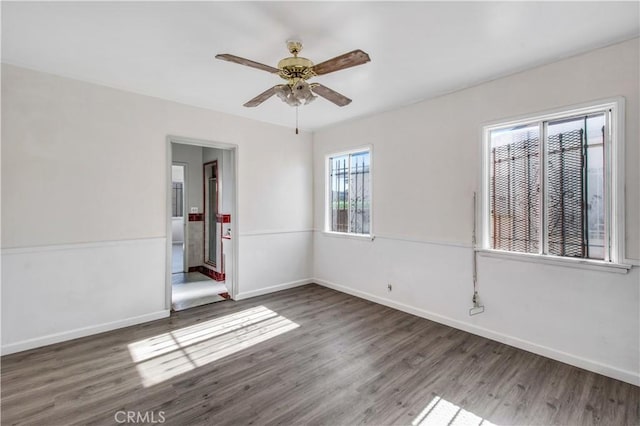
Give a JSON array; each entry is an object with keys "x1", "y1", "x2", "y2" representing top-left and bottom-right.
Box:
[
  {"x1": 1, "y1": 2, "x2": 639, "y2": 425},
  {"x1": 170, "y1": 141, "x2": 235, "y2": 311}
]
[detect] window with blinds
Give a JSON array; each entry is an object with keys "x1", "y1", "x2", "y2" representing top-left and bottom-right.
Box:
[{"x1": 485, "y1": 104, "x2": 617, "y2": 262}]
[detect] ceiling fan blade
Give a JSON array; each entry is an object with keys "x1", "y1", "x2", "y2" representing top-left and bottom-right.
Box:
[
  {"x1": 244, "y1": 86, "x2": 279, "y2": 107},
  {"x1": 311, "y1": 84, "x2": 352, "y2": 107},
  {"x1": 215, "y1": 54, "x2": 280, "y2": 74},
  {"x1": 311, "y1": 49, "x2": 370, "y2": 76}
]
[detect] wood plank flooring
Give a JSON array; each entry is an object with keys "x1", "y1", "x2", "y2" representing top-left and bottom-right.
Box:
[{"x1": 2, "y1": 284, "x2": 638, "y2": 425}]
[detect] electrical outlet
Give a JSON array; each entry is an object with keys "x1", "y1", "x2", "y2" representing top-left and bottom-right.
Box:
[
  {"x1": 469, "y1": 306, "x2": 485, "y2": 316},
  {"x1": 387, "y1": 283, "x2": 393, "y2": 292}
]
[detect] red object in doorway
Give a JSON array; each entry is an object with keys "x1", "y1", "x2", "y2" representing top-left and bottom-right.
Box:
[
  {"x1": 199, "y1": 266, "x2": 225, "y2": 282},
  {"x1": 216, "y1": 214, "x2": 231, "y2": 223}
]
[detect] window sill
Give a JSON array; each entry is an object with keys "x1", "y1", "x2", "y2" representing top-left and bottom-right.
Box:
[
  {"x1": 322, "y1": 231, "x2": 375, "y2": 241},
  {"x1": 476, "y1": 249, "x2": 632, "y2": 274}
]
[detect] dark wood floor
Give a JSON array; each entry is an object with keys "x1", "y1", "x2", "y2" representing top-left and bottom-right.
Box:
[{"x1": 2, "y1": 284, "x2": 638, "y2": 425}]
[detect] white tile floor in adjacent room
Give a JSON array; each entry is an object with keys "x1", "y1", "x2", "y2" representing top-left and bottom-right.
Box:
[{"x1": 171, "y1": 272, "x2": 229, "y2": 311}]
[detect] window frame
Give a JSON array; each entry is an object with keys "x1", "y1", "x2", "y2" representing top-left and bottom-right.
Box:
[
  {"x1": 324, "y1": 145, "x2": 373, "y2": 239},
  {"x1": 478, "y1": 98, "x2": 628, "y2": 271},
  {"x1": 172, "y1": 181, "x2": 184, "y2": 218}
]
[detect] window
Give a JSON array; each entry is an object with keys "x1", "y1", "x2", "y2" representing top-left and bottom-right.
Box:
[
  {"x1": 171, "y1": 164, "x2": 185, "y2": 218},
  {"x1": 481, "y1": 100, "x2": 624, "y2": 264},
  {"x1": 326, "y1": 148, "x2": 371, "y2": 235},
  {"x1": 172, "y1": 182, "x2": 184, "y2": 217}
]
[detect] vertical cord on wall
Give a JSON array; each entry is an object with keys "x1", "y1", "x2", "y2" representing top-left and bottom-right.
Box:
[
  {"x1": 472, "y1": 192, "x2": 478, "y2": 290},
  {"x1": 470, "y1": 192, "x2": 484, "y2": 316}
]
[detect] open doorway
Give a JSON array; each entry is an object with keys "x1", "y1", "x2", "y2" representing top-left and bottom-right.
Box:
[{"x1": 167, "y1": 137, "x2": 238, "y2": 312}]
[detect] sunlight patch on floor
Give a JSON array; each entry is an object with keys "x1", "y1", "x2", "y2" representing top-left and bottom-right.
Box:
[
  {"x1": 412, "y1": 395, "x2": 498, "y2": 426},
  {"x1": 128, "y1": 306, "x2": 299, "y2": 387}
]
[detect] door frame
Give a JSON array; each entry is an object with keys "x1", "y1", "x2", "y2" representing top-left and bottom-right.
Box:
[
  {"x1": 171, "y1": 162, "x2": 188, "y2": 273},
  {"x1": 166, "y1": 135, "x2": 239, "y2": 309}
]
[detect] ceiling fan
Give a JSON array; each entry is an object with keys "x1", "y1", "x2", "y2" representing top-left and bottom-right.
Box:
[{"x1": 215, "y1": 40, "x2": 370, "y2": 109}]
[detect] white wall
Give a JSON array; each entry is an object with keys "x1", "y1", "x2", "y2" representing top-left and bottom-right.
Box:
[
  {"x1": 1, "y1": 239, "x2": 167, "y2": 354},
  {"x1": 220, "y1": 149, "x2": 234, "y2": 215},
  {"x1": 237, "y1": 230, "x2": 313, "y2": 299},
  {"x1": 173, "y1": 143, "x2": 203, "y2": 214},
  {"x1": 171, "y1": 219, "x2": 183, "y2": 243},
  {"x1": 1, "y1": 64, "x2": 313, "y2": 353},
  {"x1": 312, "y1": 38, "x2": 640, "y2": 385}
]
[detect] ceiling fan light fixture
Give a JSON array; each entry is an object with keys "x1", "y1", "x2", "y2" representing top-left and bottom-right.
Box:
[
  {"x1": 274, "y1": 80, "x2": 316, "y2": 107},
  {"x1": 304, "y1": 93, "x2": 317, "y2": 105},
  {"x1": 292, "y1": 79, "x2": 316, "y2": 105},
  {"x1": 274, "y1": 85, "x2": 298, "y2": 106}
]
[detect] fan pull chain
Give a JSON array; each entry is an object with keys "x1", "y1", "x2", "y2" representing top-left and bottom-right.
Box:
[{"x1": 295, "y1": 106, "x2": 299, "y2": 135}]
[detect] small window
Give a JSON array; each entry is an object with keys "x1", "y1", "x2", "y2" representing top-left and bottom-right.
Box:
[
  {"x1": 482, "y1": 99, "x2": 623, "y2": 263},
  {"x1": 171, "y1": 164, "x2": 185, "y2": 218},
  {"x1": 326, "y1": 148, "x2": 371, "y2": 235},
  {"x1": 172, "y1": 182, "x2": 183, "y2": 218}
]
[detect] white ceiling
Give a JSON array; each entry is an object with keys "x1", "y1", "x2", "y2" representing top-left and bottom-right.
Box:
[{"x1": 2, "y1": 2, "x2": 639, "y2": 131}]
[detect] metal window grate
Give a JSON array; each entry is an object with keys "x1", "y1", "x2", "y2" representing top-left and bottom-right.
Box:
[
  {"x1": 487, "y1": 108, "x2": 610, "y2": 261},
  {"x1": 490, "y1": 133, "x2": 540, "y2": 253},
  {"x1": 547, "y1": 129, "x2": 585, "y2": 257},
  {"x1": 330, "y1": 157, "x2": 349, "y2": 233},
  {"x1": 329, "y1": 152, "x2": 370, "y2": 234}
]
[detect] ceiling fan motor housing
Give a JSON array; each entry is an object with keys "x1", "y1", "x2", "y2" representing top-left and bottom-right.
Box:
[{"x1": 278, "y1": 57, "x2": 315, "y2": 82}]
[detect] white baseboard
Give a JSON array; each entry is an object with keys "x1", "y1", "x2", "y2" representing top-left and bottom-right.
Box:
[
  {"x1": 234, "y1": 278, "x2": 313, "y2": 301},
  {"x1": 1, "y1": 310, "x2": 170, "y2": 356},
  {"x1": 314, "y1": 278, "x2": 640, "y2": 387}
]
